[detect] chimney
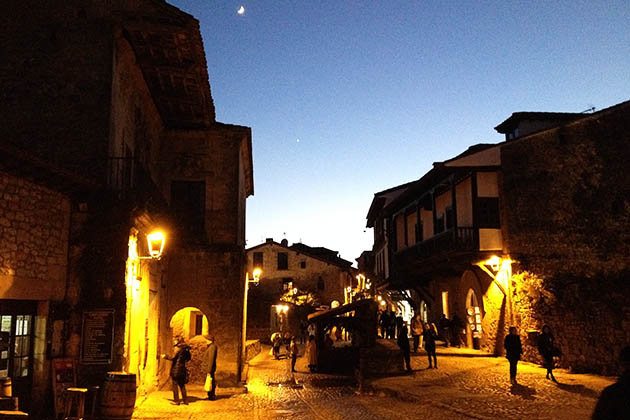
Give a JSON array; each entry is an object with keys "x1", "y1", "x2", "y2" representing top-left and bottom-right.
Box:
[{"x1": 266, "y1": 238, "x2": 274, "y2": 244}]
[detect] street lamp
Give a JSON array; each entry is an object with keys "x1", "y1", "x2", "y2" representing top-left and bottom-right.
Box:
[{"x1": 140, "y1": 231, "x2": 166, "y2": 259}]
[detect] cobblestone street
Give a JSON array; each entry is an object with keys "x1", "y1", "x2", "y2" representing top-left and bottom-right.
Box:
[{"x1": 132, "y1": 342, "x2": 615, "y2": 420}]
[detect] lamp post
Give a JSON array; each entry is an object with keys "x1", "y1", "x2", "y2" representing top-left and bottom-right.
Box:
[{"x1": 241, "y1": 267, "x2": 262, "y2": 382}]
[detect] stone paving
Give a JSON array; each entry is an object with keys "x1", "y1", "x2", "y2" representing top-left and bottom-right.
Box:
[{"x1": 132, "y1": 341, "x2": 616, "y2": 420}]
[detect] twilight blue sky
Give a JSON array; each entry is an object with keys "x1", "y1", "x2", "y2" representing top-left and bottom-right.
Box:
[{"x1": 169, "y1": 0, "x2": 630, "y2": 263}]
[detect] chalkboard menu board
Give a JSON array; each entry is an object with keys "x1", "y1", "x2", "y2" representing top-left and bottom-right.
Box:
[
  {"x1": 80, "y1": 310, "x2": 114, "y2": 364},
  {"x1": 52, "y1": 358, "x2": 75, "y2": 417}
]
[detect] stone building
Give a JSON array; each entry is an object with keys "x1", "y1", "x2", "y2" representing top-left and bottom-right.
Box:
[
  {"x1": 365, "y1": 100, "x2": 630, "y2": 374},
  {"x1": 245, "y1": 239, "x2": 355, "y2": 340},
  {"x1": 1, "y1": 0, "x2": 253, "y2": 415}
]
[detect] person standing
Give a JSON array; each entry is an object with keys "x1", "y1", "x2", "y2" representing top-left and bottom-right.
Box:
[
  {"x1": 289, "y1": 336, "x2": 299, "y2": 372},
  {"x1": 162, "y1": 336, "x2": 191, "y2": 405},
  {"x1": 397, "y1": 324, "x2": 412, "y2": 372},
  {"x1": 388, "y1": 310, "x2": 396, "y2": 339},
  {"x1": 271, "y1": 332, "x2": 282, "y2": 360},
  {"x1": 538, "y1": 325, "x2": 559, "y2": 382},
  {"x1": 423, "y1": 323, "x2": 438, "y2": 369},
  {"x1": 306, "y1": 335, "x2": 317, "y2": 372},
  {"x1": 504, "y1": 326, "x2": 523, "y2": 384},
  {"x1": 379, "y1": 310, "x2": 390, "y2": 339},
  {"x1": 438, "y1": 314, "x2": 451, "y2": 347},
  {"x1": 451, "y1": 314, "x2": 464, "y2": 348},
  {"x1": 591, "y1": 346, "x2": 630, "y2": 419},
  {"x1": 204, "y1": 336, "x2": 218, "y2": 400},
  {"x1": 410, "y1": 314, "x2": 423, "y2": 353}
]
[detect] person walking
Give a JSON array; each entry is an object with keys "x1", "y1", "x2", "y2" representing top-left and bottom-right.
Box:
[
  {"x1": 204, "y1": 336, "x2": 218, "y2": 400},
  {"x1": 410, "y1": 314, "x2": 423, "y2": 353},
  {"x1": 504, "y1": 326, "x2": 523, "y2": 384},
  {"x1": 397, "y1": 324, "x2": 412, "y2": 372},
  {"x1": 162, "y1": 335, "x2": 191, "y2": 405},
  {"x1": 289, "y1": 336, "x2": 299, "y2": 372},
  {"x1": 538, "y1": 325, "x2": 559, "y2": 382},
  {"x1": 591, "y1": 346, "x2": 630, "y2": 419},
  {"x1": 423, "y1": 323, "x2": 438, "y2": 369}
]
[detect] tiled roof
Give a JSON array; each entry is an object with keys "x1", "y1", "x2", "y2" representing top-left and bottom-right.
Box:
[{"x1": 121, "y1": 1, "x2": 216, "y2": 128}]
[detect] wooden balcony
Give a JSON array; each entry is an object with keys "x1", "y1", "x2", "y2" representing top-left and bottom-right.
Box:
[{"x1": 396, "y1": 227, "x2": 476, "y2": 260}]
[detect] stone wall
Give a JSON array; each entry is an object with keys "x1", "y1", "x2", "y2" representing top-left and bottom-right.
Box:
[
  {"x1": 0, "y1": 171, "x2": 70, "y2": 300},
  {"x1": 166, "y1": 248, "x2": 246, "y2": 384},
  {"x1": 0, "y1": 3, "x2": 113, "y2": 179},
  {"x1": 501, "y1": 101, "x2": 630, "y2": 375}
]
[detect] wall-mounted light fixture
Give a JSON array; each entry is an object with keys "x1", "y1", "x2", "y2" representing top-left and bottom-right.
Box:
[
  {"x1": 476, "y1": 255, "x2": 512, "y2": 295},
  {"x1": 247, "y1": 268, "x2": 262, "y2": 286},
  {"x1": 141, "y1": 231, "x2": 166, "y2": 259}
]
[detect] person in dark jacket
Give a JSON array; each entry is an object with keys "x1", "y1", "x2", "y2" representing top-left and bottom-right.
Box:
[
  {"x1": 289, "y1": 336, "x2": 299, "y2": 372},
  {"x1": 379, "y1": 310, "x2": 390, "y2": 339},
  {"x1": 591, "y1": 346, "x2": 630, "y2": 420},
  {"x1": 397, "y1": 324, "x2": 412, "y2": 372},
  {"x1": 162, "y1": 335, "x2": 191, "y2": 405},
  {"x1": 438, "y1": 314, "x2": 451, "y2": 347},
  {"x1": 204, "y1": 336, "x2": 218, "y2": 400},
  {"x1": 423, "y1": 323, "x2": 438, "y2": 369},
  {"x1": 388, "y1": 310, "x2": 397, "y2": 339},
  {"x1": 504, "y1": 326, "x2": 523, "y2": 383},
  {"x1": 537, "y1": 325, "x2": 558, "y2": 382}
]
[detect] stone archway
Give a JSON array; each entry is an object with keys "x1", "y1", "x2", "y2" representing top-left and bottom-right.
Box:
[{"x1": 167, "y1": 307, "x2": 211, "y2": 384}]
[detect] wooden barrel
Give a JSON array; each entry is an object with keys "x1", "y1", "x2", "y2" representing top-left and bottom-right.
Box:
[
  {"x1": 99, "y1": 372, "x2": 136, "y2": 420},
  {"x1": 0, "y1": 379, "x2": 10, "y2": 397}
]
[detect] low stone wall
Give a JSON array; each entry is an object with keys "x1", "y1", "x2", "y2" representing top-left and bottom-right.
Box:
[{"x1": 245, "y1": 340, "x2": 261, "y2": 362}]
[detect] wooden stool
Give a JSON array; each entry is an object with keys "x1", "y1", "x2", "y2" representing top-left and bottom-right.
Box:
[{"x1": 63, "y1": 387, "x2": 87, "y2": 420}]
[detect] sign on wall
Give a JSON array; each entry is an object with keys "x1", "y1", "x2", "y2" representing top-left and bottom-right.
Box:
[{"x1": 80, "y1": 310, "x2": 114, "y2": 364}]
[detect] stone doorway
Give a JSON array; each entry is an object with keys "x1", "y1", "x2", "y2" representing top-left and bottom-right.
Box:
[
  {"x1": 466, "y1": 289, "x2": 482, "y2": 349},
  {"x1": 168, "y1": 307, "x2": 211, "y2": 384}
]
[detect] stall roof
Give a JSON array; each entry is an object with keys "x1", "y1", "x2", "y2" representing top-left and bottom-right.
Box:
[{"x1": 308, "y1": 300, "x2": 373, "y2": 323}]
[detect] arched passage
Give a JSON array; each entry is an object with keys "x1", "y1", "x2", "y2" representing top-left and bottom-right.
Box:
[{"x1": 167, "y1": 307, "x2": 211, "y2": 384}]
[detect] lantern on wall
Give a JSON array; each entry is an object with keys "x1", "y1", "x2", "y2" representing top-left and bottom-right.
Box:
[{"x1": 146, "y1": 231, "x2": 166, "y2": 259}]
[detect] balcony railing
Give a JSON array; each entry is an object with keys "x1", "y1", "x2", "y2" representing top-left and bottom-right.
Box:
[{"x1": 396, "y1": 227, "x2": 476, "y2": 260}]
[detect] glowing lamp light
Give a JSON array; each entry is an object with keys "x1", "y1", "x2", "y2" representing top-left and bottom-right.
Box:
[
  {"x1": 146, "y1": 231, "x2": 165, "y2": 259},
  {"x1": 380, "y1": 300, "x2": 386, "y2": 306},
  {"x1": 252, "y1": 268, "x2": 262, "y2": 283},
  {"x1": 487, "y1": 255, "x2": 501, "y2": 271}
]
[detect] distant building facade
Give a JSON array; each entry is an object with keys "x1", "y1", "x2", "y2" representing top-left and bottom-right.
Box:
[
  {"x1": 366, "y1": 100, "x2": 630, "y2": 374},
  {"x1": 1, "y1": 0, "x2": 252, "y2": 415},
  {"x1": 245, "y1": 239, "x2": 355, "y2": 340}
]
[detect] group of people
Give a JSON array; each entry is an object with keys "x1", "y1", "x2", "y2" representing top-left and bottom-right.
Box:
[
  {"x1": 398, "y1": 316, "x2": 439, "y2": 370},
  {"x1": 162, "y1": 335, "x2": 218, "y2": 405},
  {"x1": 503, "y1": 324, "x2": 560, "y2": 384},
  {"x1": 271, "y1": 331, "x2": 304, "y2": 372}
]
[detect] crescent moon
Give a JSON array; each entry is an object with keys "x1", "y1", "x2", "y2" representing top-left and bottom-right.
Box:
[{"x1": 237, "y1": 6, "x2": 245, "y2": 15}]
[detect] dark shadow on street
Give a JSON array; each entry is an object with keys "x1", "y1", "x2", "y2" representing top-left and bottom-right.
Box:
[
  {"x1": 510, "y1": 382, "x2": 537, "y2": 400},
  {"x1": 555, "y1": 382, "x2": 599, "y2": 398}
]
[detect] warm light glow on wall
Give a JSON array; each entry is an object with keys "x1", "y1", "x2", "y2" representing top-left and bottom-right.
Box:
[
  {"x1": 477, "y1": 255, "x2": 513, "y2": 295},
  {"x1": 147, "y1": 231, "x2": 165, "y2": 258}
]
